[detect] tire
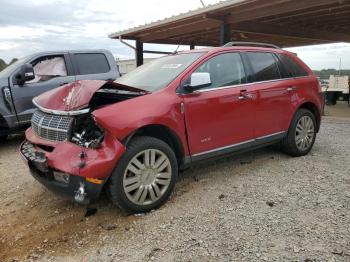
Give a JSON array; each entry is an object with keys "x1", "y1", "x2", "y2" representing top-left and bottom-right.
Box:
[
  {"x1": 0, "y1": 128, "x2": 8, "y2": 141},
  {"x1": 281, "y1": 109, "x2": 317, "y2": 157},
  {"x1": 107, "y1": 136, "x2": 178, "y2": 214},
  {"x1": 325, "y1": 92, "x2": 337, "y2": 105}
]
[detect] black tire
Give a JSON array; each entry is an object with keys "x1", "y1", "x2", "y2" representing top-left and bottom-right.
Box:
[
  {"x1": 107, "y1": 136, "x2": 178, "y2": 214},
  {"x1": 281, "y1": 109, "x2": 317, "y2": 157},
  {"x1": 0, "y1": 128, "x2": 8, "y2": 141},
  {"x1": 325, "y1": 92, "x2": 337, "y2": 105}
]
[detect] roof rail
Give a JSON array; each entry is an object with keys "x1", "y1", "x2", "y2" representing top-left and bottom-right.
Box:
[{"x1": 223, "y1": 41, "x2": 281, "y2": 49}]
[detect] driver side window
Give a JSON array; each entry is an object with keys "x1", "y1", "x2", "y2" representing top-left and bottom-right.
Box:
[
  {"x1": 26, "y1": 55, "x2": 67, "y2": 84},
  {"x1": 195, "y1": 53, "x2": 246, "y2": 89}
]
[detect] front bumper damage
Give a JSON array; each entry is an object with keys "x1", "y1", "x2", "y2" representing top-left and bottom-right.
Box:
[{"x1": 20, "y1": 128, "x2": 126, "y2": 204}]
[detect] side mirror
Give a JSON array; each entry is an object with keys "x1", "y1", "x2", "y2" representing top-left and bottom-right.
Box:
[
  {"x1": 15, "y1": 63, "x2": 35, "y2": 85},
  {"x1": 184, "y1": 72, "x2": 211, "y2": 92}
]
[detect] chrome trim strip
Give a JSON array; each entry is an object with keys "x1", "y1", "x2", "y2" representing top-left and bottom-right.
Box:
[
  {"x1": 192, "y1": 131, "x2": 286, "y2": 157},
  {"x1": 187, "y1": 76, "x2": 308, "y2": 94},
  {"x1": 33, "y1": 99, "x2": 90, "y2": 116},
  {"x1": 255, "y1": 131, "x2": 286, "y2": 140},
  {"x1": 192, "y1": 139, "x2": 255, "y2": 157}
]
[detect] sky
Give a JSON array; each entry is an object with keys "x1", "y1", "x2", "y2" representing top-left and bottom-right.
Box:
[{"x1": 0, "y1": 0, "x2": 349, "y2": 70}]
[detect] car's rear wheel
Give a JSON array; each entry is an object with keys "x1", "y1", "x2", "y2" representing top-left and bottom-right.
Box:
[
  {"x1": 281, "y1": 109, "x2": 317, "y2": 157},
  {"x1": 107, "y1": 136, "x2": 178, "y2": 214}
]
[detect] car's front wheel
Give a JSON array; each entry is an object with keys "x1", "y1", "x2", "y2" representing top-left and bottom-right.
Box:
[
  {"x1": 0, "y1": 128, "x2": 8, "y2": 141},
  {"x1": 281, "y1": 108, "x2": 317, "y2": 157},
  {"x1": 107, "y1": 136, "x2": 178, "y2": 214}
]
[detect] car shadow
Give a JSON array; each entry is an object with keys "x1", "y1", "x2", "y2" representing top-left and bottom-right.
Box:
[{"x1": 0, "y1": 133, "x2": 25, "y2": 148}]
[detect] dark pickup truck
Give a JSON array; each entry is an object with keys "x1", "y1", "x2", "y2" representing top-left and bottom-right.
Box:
[{"x1": 0, "y1": 50, "x2": 119, "y2": 140}]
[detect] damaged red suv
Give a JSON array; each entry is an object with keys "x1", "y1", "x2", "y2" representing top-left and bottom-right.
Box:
[{"x1": 20, "y1": 43, "x2": 323, "y2": 214}]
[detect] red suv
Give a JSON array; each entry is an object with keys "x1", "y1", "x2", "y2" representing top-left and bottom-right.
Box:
[{"x1": 20, "y1": 42, "x2": 323, "y2": 214}]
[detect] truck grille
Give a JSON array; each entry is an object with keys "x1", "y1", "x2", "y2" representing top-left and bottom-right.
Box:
[{"x1": 31, "y1": 110, "x2": 74, "y2": 142}]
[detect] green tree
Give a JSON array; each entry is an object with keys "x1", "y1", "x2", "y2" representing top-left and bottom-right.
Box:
[{"x1": 0, "y1": 59, "x2": 7, "y2": 72}]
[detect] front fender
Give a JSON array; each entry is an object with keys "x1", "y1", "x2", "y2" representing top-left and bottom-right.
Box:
[{"x1": 92, "y1": 90, "x2": 188, "y2": 152}]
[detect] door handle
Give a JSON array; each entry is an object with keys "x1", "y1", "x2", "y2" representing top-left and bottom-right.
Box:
[
  {"x1": 287, "y1": 86, "x2": 297, "y2": 92},
  {"x1": 239, "y1": 90, "x2": 253, "y2": 100}
]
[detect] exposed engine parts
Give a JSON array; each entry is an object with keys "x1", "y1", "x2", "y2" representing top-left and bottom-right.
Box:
[{"x1": 71, "y1": 115, "x2": 105, "y2": 149}]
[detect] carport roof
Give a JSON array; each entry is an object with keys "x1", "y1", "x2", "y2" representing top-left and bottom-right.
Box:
[{"x1": 109, "y1": 0, "x2": 350, "y2": 47}]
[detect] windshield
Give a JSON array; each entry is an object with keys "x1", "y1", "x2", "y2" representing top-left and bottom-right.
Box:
[
  {"x1": 0, "y1": 56, "x2": 29, "y2": 78},
  {"x1": 115, "y1": 52, "x2": 204, "y2": 92}
]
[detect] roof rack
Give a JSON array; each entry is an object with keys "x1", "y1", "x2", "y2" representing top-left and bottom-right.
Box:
[{"x1": 223, "y1": 41, "x2": 281, "y2": 49}]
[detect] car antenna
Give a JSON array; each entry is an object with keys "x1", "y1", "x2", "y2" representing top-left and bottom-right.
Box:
[{"x1": 173, "y1": 39, "x2": 184, "y2": 54}]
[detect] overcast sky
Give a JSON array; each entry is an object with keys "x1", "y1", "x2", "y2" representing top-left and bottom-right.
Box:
[{"x1": 0, "y1": 0, "x2": 349, "y2": 70}]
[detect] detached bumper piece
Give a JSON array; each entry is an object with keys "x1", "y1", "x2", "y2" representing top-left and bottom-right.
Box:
[{"x1": 20, "y1": 141, "x2": 104, "y2": 204}]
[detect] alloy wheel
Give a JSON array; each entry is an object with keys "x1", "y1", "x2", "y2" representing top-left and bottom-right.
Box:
[
  {"x1": 123, "y1": 149, "x2": 172, "y2": 206},
  {"x1": 295, "y1": 115, "x2": 315, "y2": 151}
]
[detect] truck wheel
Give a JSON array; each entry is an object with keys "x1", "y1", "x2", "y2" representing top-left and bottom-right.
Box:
[
  {"x1": 0, "y1": 127, "x2": 8, "y2": 141},
  {"x1": 107, "y1": 136, "x2": 178, "y2": 214},
  {"x1": 325, "y1": 92, "x2": 337, "y2": 105},
  {"x1": 281, "y1": 109, "x2": 317, "y2": 157}
]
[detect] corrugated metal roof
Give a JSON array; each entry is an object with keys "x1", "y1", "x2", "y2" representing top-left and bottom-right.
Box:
[
  {"x1": 109, "y1": 0, "x2": 350, "y2": 47},
  {"x1": 109, "y1": 0, "x2": 247, "y2": 38}
]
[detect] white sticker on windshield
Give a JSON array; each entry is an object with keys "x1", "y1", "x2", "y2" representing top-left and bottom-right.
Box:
[{"x1": 161, "y1": 64, "x2": 183, "y2": 69}]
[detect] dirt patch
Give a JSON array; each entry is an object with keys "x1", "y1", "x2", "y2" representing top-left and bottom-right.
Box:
[{"x1": 1, "y1": 119, "x2": 350, "y2": 261}]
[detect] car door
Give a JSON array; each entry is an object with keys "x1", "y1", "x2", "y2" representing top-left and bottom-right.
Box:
[
  {"x1": 243, "y1": 52, "x2": 292, "y2": 139},
  {"x1": 182, "y1": 52, "x2": 257, "y2": 159},
  {"x1": 275, "y1": 53, "x2": 311, "y2": 130},
  {"x1": 10, "y1": 53, "x2": 75, "y2": 123},
  {"x1": 71, "y1": 52, "x2": 115, "y2": 81}
]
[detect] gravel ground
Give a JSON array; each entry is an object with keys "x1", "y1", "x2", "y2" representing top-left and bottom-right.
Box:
[{"x1": 1, "y1": 116, "x2": 350, "y2": 262}]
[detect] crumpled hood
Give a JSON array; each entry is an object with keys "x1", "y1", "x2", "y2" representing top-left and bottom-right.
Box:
[{"x1": 33, "y1": 80, "x2": 147, "y2": 112}]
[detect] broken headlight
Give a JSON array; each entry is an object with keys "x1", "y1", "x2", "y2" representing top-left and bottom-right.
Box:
[{"x1": 71, "y1": 115, "x2": 104, "y2": 149}]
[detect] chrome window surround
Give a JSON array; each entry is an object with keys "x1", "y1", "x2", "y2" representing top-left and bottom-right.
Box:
[{"x1": 193, "y1": 76, "x2": 308, "y2": 94}]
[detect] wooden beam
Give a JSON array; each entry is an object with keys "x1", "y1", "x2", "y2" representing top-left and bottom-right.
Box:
[
  {"x1": 262, "y1": 4, "x2": 350, "y2": 23},
  {"x1": 219, "y1": 22, "x2": 231, "y2": 46},
  {"x1": 226, "y1": 0, "x2": 343, "y2": 24},
  {"x1": 141, "y1": 19, "x2": 221, "y2": 42},
  {"x1": 231, "y1": 21, "x2": 350, "y2": 42},
  {"x1": 144, "y1": 50, "x2": 172, "y2": 55},
  {"x1": 135, "y1": 40, "x2": 143, "y2": 66}
]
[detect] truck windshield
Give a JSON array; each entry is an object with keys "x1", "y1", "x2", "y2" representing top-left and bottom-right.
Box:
[{"x1": 115, "y1": 52, "x2": 204, "y2": 92}]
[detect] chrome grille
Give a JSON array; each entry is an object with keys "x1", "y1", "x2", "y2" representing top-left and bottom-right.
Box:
[{"x1": 31, "y1": 110, "x2": 74, "y2": 142}]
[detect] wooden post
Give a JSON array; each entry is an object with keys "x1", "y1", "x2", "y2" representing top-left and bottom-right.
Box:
[
  {"x1": 136, "y1": 39, "x2": 144, "y2": 67},
  {"x1": 219, "y1": 22, "x2": 231, "y2": 46}
]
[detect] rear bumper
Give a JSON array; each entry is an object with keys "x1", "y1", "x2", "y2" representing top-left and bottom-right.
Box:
[{"x1": 21, "y1": 128, "x2": 126, "y2": 203}]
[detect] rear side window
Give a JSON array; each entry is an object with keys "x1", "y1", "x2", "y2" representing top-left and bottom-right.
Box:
[
  {"x1": 194, "y1": 52, "x2": 246, "y2": 89},
  {"x1": 246, "y1": 52, "x2": 280, "y2": 82},
  {"x1": 74, "y1": 53, "x2": 110, "y2": 75},
  {"x1": 277, "y1": 54, "x2": 308, "y2": 78}
]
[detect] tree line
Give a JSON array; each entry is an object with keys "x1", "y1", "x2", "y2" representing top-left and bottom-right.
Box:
[
  {"x1": 313, "y1": 69, "x2": 350, "y2": 79},
  {"x1": 0, "y1": 58, "x2": 18, "y2": 72}
]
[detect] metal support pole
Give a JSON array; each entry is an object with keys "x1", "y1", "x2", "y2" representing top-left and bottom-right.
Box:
[
  {"x1": 136, "y1": 39, "x2": 144, "y2": 67},
  {"x1": 219, "y1": 22, "x2": 231, "y2": 46}
]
